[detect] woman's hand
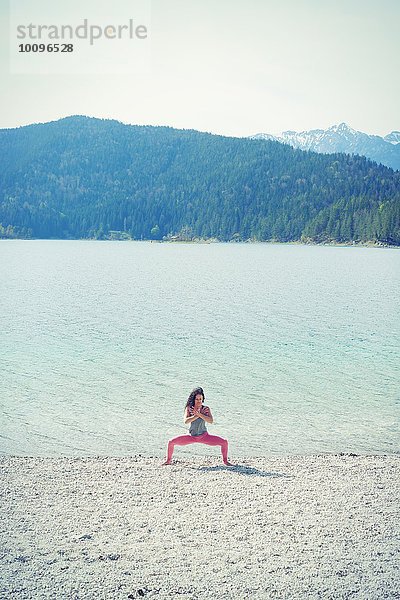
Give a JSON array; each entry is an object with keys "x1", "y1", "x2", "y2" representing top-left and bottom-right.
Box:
[
  {"x1": 193, "y1": 408, "x2": 208, "y2": 419},
  {"x1": 192, "y1": 408, "x2": 207, "y2": 419}
]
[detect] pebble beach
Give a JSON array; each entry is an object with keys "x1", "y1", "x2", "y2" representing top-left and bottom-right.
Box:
[{"x1": 1, "y1": 454, "x2": 399, "y2": 599}]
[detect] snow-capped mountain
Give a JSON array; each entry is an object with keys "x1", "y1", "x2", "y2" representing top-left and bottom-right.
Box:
[
  {"x1": 384, "y1": 131, "x2": 400, "y2": 145},
  {"x1": 250, "y1": 123, "x2": 400, "y2": 170}
]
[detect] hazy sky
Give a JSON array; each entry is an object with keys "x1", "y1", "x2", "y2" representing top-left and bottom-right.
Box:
[{"x1": 1, "y1": 0, "x2": 399, "y2": 136}]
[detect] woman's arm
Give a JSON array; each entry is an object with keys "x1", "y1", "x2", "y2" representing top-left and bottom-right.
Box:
[{"x1": 184, "y1": 408, "x2": 199, "y2": 425}]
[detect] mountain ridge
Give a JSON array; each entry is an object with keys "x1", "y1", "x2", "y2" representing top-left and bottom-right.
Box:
[
  {"x1": 250, "y1": 123, "x2": 400, "y2": 171},
  {"x1": 0, "y1": 116, "x2": 399, "y2": 244}
]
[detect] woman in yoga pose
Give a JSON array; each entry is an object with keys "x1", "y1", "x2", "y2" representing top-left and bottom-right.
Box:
[{"x1": 162, "y1": 387, "x2": 233, "y2": 466}]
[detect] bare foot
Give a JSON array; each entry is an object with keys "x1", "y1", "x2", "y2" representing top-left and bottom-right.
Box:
[
  {"x1": 162, "y1": 460, "x2": 172, "y2": 465},
  {"x1": 224, "y1": 461, "x2": 234, "y2": 466}
]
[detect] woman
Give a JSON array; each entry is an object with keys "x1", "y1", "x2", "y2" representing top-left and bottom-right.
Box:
[{"x1": 162, "y1": 387, "x2": 233, "y2": 466}]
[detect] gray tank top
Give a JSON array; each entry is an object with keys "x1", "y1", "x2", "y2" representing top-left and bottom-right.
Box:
[{"x1": 188, "y1": 406, "x2": 208, "y2": 436}]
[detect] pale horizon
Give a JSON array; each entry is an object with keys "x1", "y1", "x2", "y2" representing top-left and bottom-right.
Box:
[{"x1": 0, "y1": 112, "x2": 398, "y2": 140}]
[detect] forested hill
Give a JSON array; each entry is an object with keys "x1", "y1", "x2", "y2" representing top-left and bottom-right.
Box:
[{"x1": 0, "y1": 115, "x2": 399, "y2": 244}]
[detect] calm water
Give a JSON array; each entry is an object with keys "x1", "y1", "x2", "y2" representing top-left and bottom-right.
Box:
[{"x1": 1, "y1": 240, "x2": 399, "y2": 458}]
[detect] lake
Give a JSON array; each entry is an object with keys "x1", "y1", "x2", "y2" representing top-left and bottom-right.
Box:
[{"x1": 1, "y1": 240, "x2": 399, "y2": 458}]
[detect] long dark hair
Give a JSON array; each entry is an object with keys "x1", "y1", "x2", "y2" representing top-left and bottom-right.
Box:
[{"x1": 185, "y1": 386, "x2": 205, "y2": 409}]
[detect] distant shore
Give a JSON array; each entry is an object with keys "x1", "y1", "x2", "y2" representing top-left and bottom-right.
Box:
[
  {"x1": 1, "y1": 237, "x2": 399, "y2": 249},
  {"x1": 2, "y1": 454, "x2": 399, "y2": 599}
]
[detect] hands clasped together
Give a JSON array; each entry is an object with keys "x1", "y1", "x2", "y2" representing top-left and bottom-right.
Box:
[{"x1": 190, "y1": 408, "x2": 203, "y2": 418}]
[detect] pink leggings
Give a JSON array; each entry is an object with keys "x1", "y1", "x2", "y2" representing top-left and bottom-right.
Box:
[{"x1": 166, "y1": 432, "x2": 229, "y2": 462}]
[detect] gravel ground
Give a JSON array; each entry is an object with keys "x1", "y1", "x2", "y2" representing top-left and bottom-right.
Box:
[{"x1": 1, "y1": 454, "x2": 399, "y2": 599}]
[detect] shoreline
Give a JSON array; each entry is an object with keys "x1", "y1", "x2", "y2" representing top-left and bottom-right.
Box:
[
  {"x1": 1, "y1": 238, "x2": 399, "y2": 249},
  {"x1": 1, "y1": 451, "x2": 399, "y2": 458},
  {"x1": 2, "y1": 454, "x2": 399, "y2": 599}
]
